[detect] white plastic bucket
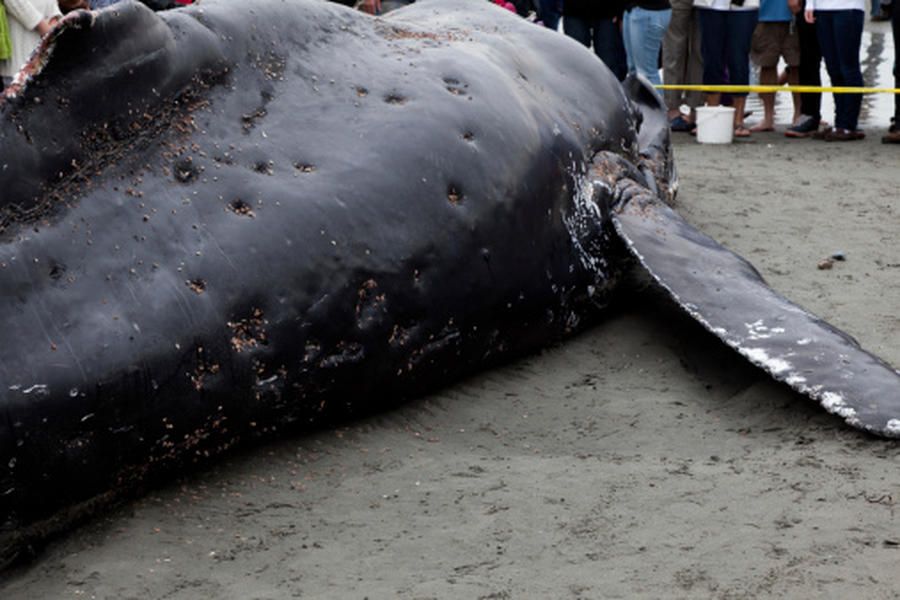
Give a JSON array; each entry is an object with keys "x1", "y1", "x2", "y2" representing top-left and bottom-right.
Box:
[{"x1": 695, "y1": 106, "x2": 735, "y2": 144}]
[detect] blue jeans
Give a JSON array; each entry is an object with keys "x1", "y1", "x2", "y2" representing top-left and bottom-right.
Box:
[
  {"x1": 697, "y1": 8, "x2": 758, "y2": 96},
  {"x1": 540, "y1": 0, "x2": 561, "y2": 30},
  {"x1": 564, "y1": 17, "x2": 628, "y2": 81},
  {"x1": 815, "y1": 9, "x2": 864, "y2": 130},
  {"x1": 623, "y1": 7, "x2": 672, "y2": 86}
]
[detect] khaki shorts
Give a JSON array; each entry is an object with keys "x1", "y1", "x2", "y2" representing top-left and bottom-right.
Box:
[{"x1": 751, "y1": 21, "x2": 800, "y2": 67}]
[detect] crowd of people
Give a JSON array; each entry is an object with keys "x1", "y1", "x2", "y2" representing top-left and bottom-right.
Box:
[
  {"x1": 348, "y1": 0, "x2": 898, "y2": 142},
  {"x1": 1, "y1": 0, "x2": 897, "y2": 142},
  {"x1": 549, "y1": 0, "x2": 899, "y2": 143}
]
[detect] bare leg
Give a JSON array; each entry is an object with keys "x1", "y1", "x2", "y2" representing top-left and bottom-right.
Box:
[
  {"x1": 787, "y1": 66, "x2": 801, "y2": 124},
  {"x1": 733, "y1": 95, "x2": 750, "y2": 136},
  {"x1": 751, "y1": 66, "x2": 777, "y2": 131}
]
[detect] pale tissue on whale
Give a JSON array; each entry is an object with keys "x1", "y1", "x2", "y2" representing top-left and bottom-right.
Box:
[{"x1": 742, "y1": 347, "x2": 791, "y2": 374}]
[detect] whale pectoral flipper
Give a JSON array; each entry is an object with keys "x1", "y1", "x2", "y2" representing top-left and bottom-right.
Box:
[{"x1": 611, "y1": 197, "x2": 900, "y2": 437}]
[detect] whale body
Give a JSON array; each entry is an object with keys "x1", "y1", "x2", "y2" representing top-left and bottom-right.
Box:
[{"x1": 0, "y1": 0, "x2": 897, "y2": 564}]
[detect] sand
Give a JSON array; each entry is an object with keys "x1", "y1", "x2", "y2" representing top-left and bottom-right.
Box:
[{"x1": 2, "y1": 113, "x2": 900, "y2": 599}]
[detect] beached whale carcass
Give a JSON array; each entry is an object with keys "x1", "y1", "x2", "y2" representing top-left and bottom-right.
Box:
[{"x1": 0, "y1": 0, "x2": 898, "y2": 564}]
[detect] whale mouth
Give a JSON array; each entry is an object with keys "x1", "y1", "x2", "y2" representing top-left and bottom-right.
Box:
[{"x1": 2, "y1": 10, "x2": 96, "y2": 101}]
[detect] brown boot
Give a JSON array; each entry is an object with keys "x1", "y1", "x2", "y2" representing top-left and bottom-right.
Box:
[{"x1": 882, "y1": 125, "x2": 900, "y2": 144}]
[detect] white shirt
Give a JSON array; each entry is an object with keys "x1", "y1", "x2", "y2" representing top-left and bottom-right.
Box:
[
  {"x1": 1, "y1": 0, "x2": 61, "y2": 78},
  {"x1": 806, "y1": 0, "x2": 865, "y2": 10}
]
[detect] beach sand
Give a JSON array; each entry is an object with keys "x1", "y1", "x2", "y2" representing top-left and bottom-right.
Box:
[{"x1": 2, "y1": 118, "x2": 900, "y2": 599}]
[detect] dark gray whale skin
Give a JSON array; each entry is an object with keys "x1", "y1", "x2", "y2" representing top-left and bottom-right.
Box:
[
  {"x1": 2, "y1": 0, "x2": 900, "y2": 569},
  {"x1": 0, "y1": 0, "x2": 670, "y2": 558}
]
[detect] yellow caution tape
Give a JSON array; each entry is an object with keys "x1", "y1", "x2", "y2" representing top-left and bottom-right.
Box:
[{"x1": 655, "y1": 84, "x2": 900, "y2": 94}]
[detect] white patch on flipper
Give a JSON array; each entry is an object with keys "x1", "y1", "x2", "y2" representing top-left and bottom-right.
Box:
[
  {"x1": 786, "y1": 374, "x2": 807, "y2": 386},
  {"x1": 820, "y1": 391, "x2": 857, "y2": 420},
  {"x1": 741, "y1": 347, "x2": 791, "y2": 374},
  {"x1": 745, "y1": 320, "x2": 786, "y2": 341},
  {"x1": 797, "y1": 338, "x2": 812, "y2": 346}
]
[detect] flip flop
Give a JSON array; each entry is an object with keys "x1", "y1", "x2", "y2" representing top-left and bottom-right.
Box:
[{"x1": 734, "y1": 126, "x2": 751, "y2": 138}]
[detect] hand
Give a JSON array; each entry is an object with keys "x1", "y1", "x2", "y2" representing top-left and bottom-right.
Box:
[
  {"x1": 787, "y1": 0, "x2": 801, "y2": 13},
  {"x1": 804, "y1": 8, "x2": 815, "y2": 23},
  {"x1": 35, "y1": 19, "x2": 52, "y2": 36},
  {"x1": 360, "y1": 0, "x2": 381, "y2": 14}
]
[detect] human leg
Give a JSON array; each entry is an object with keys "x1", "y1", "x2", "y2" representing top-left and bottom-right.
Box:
[
  {"x1": 539, "y1": 0, "x2": 561, "y2": 30},
  {"x1": 563, "y1": 15, "x2": 591, "y2": 47},
  {"x1": 590, "y1": 18, "x2": 628, "y2": 80},
  {"x1": 685, "y1": 8, "x2": 703, "y2": 117},
  {"x1": 753, "y1": 66, "x2": 778, "y2": 130},
  {"x1": 663, "y1": 4, "x2": 692, "y2": 117},
  {"x1": 796, "y1": 11, "x2": 822, "y2": 120},
  {"x1": 833, "y1": 10, "x2": 866, "y2": 131},
  {"x1": 815, "y1": 10, "x2": 864, "y2": 139},
  {"x1": 622, "y1": 9, "x2": 636, "y2": 75},
  {"x1": 884, "y1": 2, "x2": 900, "y2": 141},
  {"x1": 697, "y1": 7, "x2": 727, "y2": 107},
  {"x1": 894, "y1": 0, "x2": 900, "y2": 122},
  {"x1": 780, "y1": 20, "x2": 803, "y2": 123},
  {"x1": 815, "y1": 11, "x2": 845, "y2": 129},
  {"x1": 724, "y1": 9, "x2": 758, "y2": 131},
  {"x1": 629, "y1": 7, "x2": 671, "y2": 85},
  {"x1": 787, "y1": 66, "x2": 801, "y2": 123},
  {"x1": 750, "y1": 22, "x2": 782, "y2": 131},
  {"x1": 786, "y1": 6, "x2": 823, "y2": 136}
]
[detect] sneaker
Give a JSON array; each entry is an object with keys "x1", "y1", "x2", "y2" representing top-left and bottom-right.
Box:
[
  {"x1": 785, "y1": 115, "x2": 820, "y2": 138},
  {"x1": 824, "y1": 128, "x2": 865, "y2": 141},
  {"x1": 669, "y1": 115, "x2": 694, "y2": 132},
  {"x1": 882, "y1": 125, "x2": 900, "y2": 144}
]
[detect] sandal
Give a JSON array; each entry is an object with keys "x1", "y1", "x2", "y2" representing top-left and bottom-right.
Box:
[{"x1": 733, "y1": 126, "x2": 751, "y2": 138}]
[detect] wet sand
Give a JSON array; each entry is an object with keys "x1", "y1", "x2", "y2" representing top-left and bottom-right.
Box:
[{"x1": 3, "y1": 81, "x2": 900, "y2": 600}]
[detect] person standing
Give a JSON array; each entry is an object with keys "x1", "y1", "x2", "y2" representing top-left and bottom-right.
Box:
[
  {"x1": 694, "y1": 0, "x2": 760, "y2": 137},
  {"x1": 562, "y1": 0, "x2": 628, "y2": 80},
  {"x1": 0, "y1": 0, "x2": 59, "y2": 85},
  {"x1": 540, "y1": 0, "x2": 562, "y2": 29},
  {"x1": 663, "y1": 0, "x2": 703, "y2": 131},
  {"x1": 623, "y1": 0, "x2": 673, "y2": 85},
  {"x1": 804, "y1": 0, "x2": 865, "y2": 140},
  {"x1": 883, "y1": 0, "x2": 900, "y2": 142},
  {"x1": 785, "y1": 0, "x2": 826, "y2": 137},
  {"x1": 750, "y1": 0, "x2": 801, "y2": 132}
]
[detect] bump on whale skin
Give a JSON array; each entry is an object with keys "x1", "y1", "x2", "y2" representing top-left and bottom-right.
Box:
[
  {"x1": 0, "y1": 0, "x2": 661, "y2": 562},
  {"x1": 1, "y1": 0, "x2": 898, "y2": 569}
]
